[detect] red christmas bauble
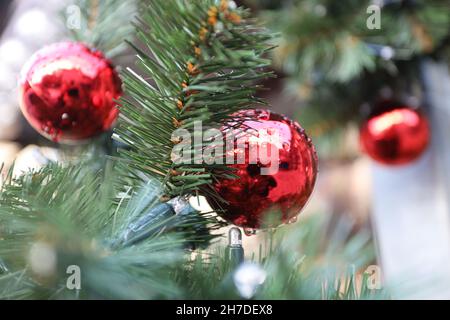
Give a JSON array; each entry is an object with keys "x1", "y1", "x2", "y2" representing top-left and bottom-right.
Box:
[
  {"x1": 360, "y1": 106, "x2": 430, "y2": 165},
  {"x1": 207, "y1": 109, "x2": 318, "y2": 229},
  {"x1": 18, "y1": 42, "x2": 122, "y2": 143}
]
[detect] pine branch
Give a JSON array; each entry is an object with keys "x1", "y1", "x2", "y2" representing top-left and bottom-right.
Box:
[
  {"x1": 263, "y1": 0, "x2": 450, "y2": 83},
  {"x1": 0, "y1": 162, "x2": 223, "y2": 299},
  {"x1": 62, "y1": 0, "x2": 137, "y2": 58},
  {"x1": 174, "y1": 214, "x2": 387, "y2": 299},
  {"x1": 1, "y1": 180, "x2": 386, "y2": 300},
  {"x1": 114, "y1": 0, "x2": 274, "y2": 202}
]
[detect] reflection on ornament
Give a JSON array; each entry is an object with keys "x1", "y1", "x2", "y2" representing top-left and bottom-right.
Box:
[{"x1": 18, "y1": 42, "x2": 122, "y2": 143}]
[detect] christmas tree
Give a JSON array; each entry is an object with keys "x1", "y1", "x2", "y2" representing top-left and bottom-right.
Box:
[{"x1": 0, "y1": 0, "x2": 449, "y2": 300}]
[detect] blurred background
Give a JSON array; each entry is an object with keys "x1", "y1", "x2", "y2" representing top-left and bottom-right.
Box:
[{"x1": 1, "y1": 0, "x2": 450, "y2": 298}]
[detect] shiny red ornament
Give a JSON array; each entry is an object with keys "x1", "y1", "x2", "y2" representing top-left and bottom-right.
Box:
[
  {"x1": 18, "y1": 42, "x2": 122, "y2": 143},
  {"x1": 360, "y1": 106, "x2": 430, "y2": 165},
  {"x1": 207, "y1": 109, "x2": 318, "y2": 229}
]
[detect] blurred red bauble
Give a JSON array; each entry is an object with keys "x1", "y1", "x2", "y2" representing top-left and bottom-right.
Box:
[
  {"x1": 207, "y1": 109, "x2": 318, "y2": 229},
  {"x1": 18, "y1": 42, "x2": 122, "y2": 143},
  {"x1": 360, "y1": 105, "x2": 430, "y2": 165}
]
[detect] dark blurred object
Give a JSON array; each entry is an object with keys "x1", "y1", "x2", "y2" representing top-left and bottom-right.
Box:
[
  {"x1": 0, "y1": 0, "x2": 15, "y2": 36},
  {"x1": 244, "y1": 0, "x2": 283, "y2": 10}
]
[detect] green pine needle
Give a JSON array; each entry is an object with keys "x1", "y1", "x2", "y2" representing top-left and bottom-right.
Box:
[{"x1": 114, "y1": 0, "x2": 275, "y2": 202}]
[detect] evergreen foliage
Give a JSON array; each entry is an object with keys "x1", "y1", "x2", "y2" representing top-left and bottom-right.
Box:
[
  {"x1": 0, "y1": 0, "x2": 389, "y2": 299},
  {"x1": 252, "y1": 0, "x2": 450, "y2": 155},
  {"x1": 115, "y1": 0, "x2": 274, "y2": 202}
]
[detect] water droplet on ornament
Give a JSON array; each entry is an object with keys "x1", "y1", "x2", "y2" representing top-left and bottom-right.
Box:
[
  {"x1": 243, "y1": 228, "x2": 257, "y2": 236},
  {"x1": 62, "y1": 113, "x2": 69, "y2": 120},
  {"x1": 267, "y1": 127, "x2": 276, "y2": 135},
  {"x1": 287, "y1": 216, "x2": 298, "y2": 224}
]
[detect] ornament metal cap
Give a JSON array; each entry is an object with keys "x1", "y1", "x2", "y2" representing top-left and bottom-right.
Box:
[{"x1": 228, "y1": 227, "x2": 242, "y2": 247}]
